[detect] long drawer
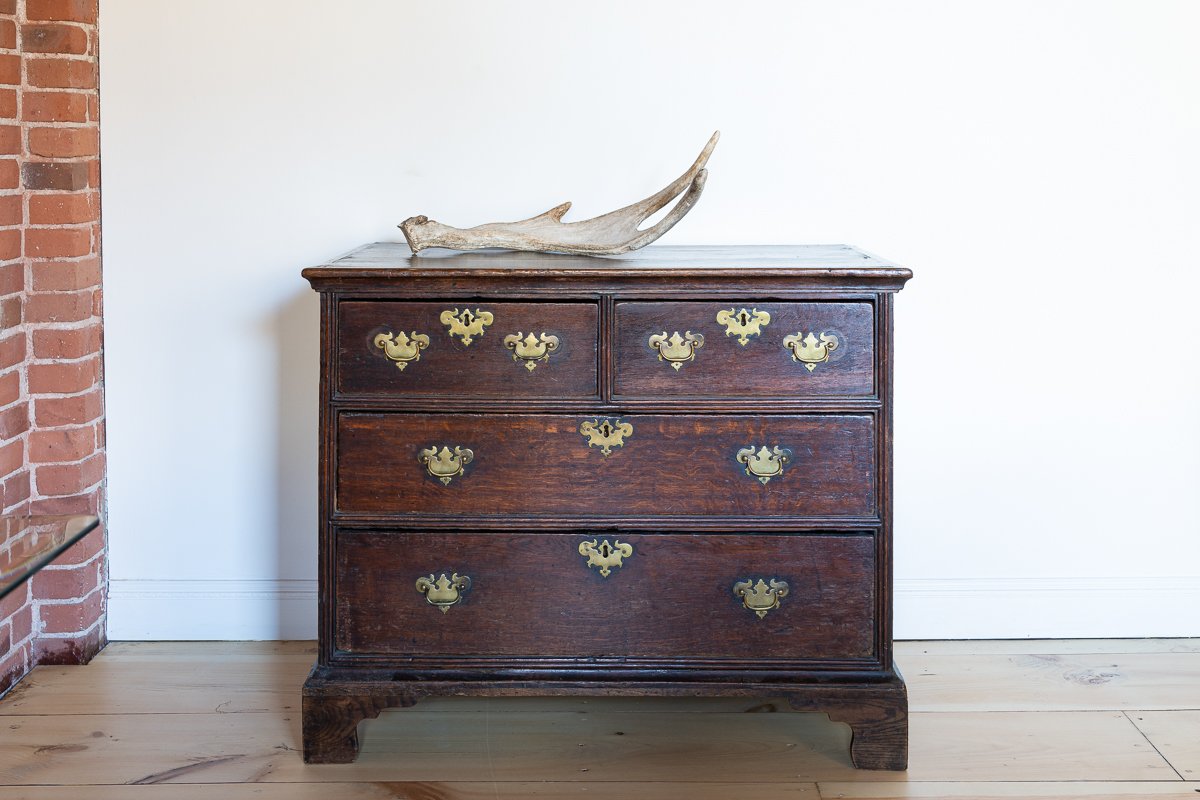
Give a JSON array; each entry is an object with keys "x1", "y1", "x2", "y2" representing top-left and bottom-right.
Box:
[
  {"x1": 334, "y1": 530, "x2": 877, "y2": 661},
  {"x1": 614, "y1": 301, "x2": 875, "y2": 398},
  {"x1": 335, "y1": 412, "x2": 876, "y2": 518},
  {"x1": 337, "y1": 300, "x2": 600, "y2": 398}
]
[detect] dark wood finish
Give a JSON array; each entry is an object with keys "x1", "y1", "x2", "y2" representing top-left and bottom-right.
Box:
[
  {"x1": 614, "y1": 301, "x2": 875, "y2": 398},
  {"x1": 338, "y1": 301, "x2": 599, "y2": 399},
  {"x1": 335, "y1": 531, "x2": 876, "y2": 660},
  {"x1": 335, "y1": 413, "x2": 875, "y2": 518},
  {"x1": 302, "y1": 243, "x2": 911, "y2": 769}
]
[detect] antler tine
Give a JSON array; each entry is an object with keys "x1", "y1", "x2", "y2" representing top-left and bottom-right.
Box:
[
  {"x1": 589, "y1": 131, "x2": 721, "y2": 232},
  {"x1": 399, "y1": 131, "x2": 720, "y2": 256}
]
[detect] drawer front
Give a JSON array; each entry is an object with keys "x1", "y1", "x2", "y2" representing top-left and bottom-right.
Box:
[
  {"x1": 337, "y1": 301, "x2": 599, "y2": 398},
  {"x1": 335, "y1": 531, "x2": 876, "y2": 661},
  {"x1": 614, "y1": 301, "x2": 874, "y2": 398},
  {"x1": 336, "y1": 412, "x2": 875, "y2": 518}
]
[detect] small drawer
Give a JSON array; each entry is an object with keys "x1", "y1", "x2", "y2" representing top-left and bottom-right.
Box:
[
  {"x1": 337, "y1": 301, "x2": 599, "y2": 399},
  {"x1": 336, "y1": 412, "x2": 875, "y2": 519},
  {"x1": 335, "y1": 530, "x2": 877, "y2": 662},
  {"x1": 613, "y1": 301, "x2": 875, "y2": 398}
]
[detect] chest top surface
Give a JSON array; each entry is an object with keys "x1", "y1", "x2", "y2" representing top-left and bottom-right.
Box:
[{"x1": 303, "y1": 243, "x2": 912, "y2": 290}]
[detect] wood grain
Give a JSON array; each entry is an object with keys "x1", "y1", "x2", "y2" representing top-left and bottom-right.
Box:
[
  {"x1": 0, "y1": 783, "x2": 820, "y2": 799},
  {"x1": 335, "y1": 412, "x2": 876, "y2": 518},
  {"x1": 614, "y1": 300, "x2": 875, "y2": 398},
  {"x1": 0, "y1": 709, "x2": 1174, "y2": 785},
  {"x1": 337, "y1": 301, "x2": 599, "y2": 399},
  {"x1": 334, "y1": 531, "x2": 876, "y2": 661},
  {"x1": 901, "y1": 652, "x2": 1200, "y2": 712},
  {"x1": 818, "y1": 782, "x2": 1200, "y2": 798},
  {"x1": 1126, "y1": 710, "x2": 1200, "y2": 778}
]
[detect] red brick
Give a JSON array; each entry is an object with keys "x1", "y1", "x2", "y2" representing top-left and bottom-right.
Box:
[
  {"x1": 36, "y1": 588, "x2": 102, "y2": 633},
  {"x1": 86, "y1": 157, "x2": 98, "y2": 187},
  {"x1": 1, "y1": 468, "x2": 29, "y2": 509},
  {"x1": 24, "y1": 289, "x2": 91, "y2": 322},
  {"x1": 32, "y1": 324, "x2": 98, "y2": 359},
  {"x1": 0, "y1": 261, "x2": 20, "y2": 294},
  {"x1": 0, "y1": 331, "x2": 22, "y2": 369},
  {"x1": 21, "y1": 161, "x2": 86, "y2": 191},
  {"x1": 0, "y1": 644, "x2": 28, "y2": 697},
  {"x1": 9, "y1": 604, "x2": 32, "y2": 643},
  {"x1": 33, "y1": 387, "x2": 102, "y2": 427},
  {"x1": 27, "y1": 56, "x2": 95, "y2": 89},
  {"x1": 0, "y1": 20, "x2": 15, "y2": 50},
  {"x1": 39, "y1": 514, "x2": 102, "y2": 560},
  {"x1": 0, "y1": 1, "x2": 15, "y2": 16},
  {"x1": 0, "y1": 53, "x2": 18, "y2": 85},
  {"x1": 26, "y1": 0, "x2": 97, "y2": 24},
  {"x1": 0, "y1": 623, "x2": 9, "y2": 653},
  {"x1": 28, "y1": 192, "x2": 95, "y2": 225},
  {"x1": 24, "y1": 226, "x2": 91, "y2": 259},
  {"x1": 0, "y1": 370, "x2": 18, "y2": 406},
  {"x1": 29, "y1": 424, "x2": 94, "y2": 463},
  {"x1": 0, "y1": 193, "x2": 19, "y2": 226},
  {"x1": 33, "y1": 451, "x2": 103, "y2": 496},
  {"x1": 31, "y1": 561, "x2": 100, "y2": 600},
  {"x1": 0, "y1": 124, "x2": 18, "y2": 154},
  {"x1": 0, "y1": 400, "x2": 26, "y2": 437},
  {"x1": 34, "y1": 623, "x2": 106, "y2": 664},
  {"x1": 0, "y1": 227, "x2": 18, "y2": 260},
  {"x1": 31, "y1": 256, "x2": 99, "y2": 291},
  {"x1": 20, "y1": 91, "x2": 87, "y2": 123},
  {"x1": 0, "y1": 87, "x2": 13, "y2": 118},
  {"x1": 0, "y1": 158, "x2": 16, "y2": 189},
  {"x1": 0, "y1": 437, "x2": 20, "y2": 477},
  {"x1": 87, "y1": 92, "x2": 97, "y2": 122},
  {"x1": 0, "y1": 581, "x2": 28, "y2": 620},
  {"x1": 0, "y1": 294, "x2": 20, "y2": 328},
  {"x1": 27, "y1": 355, "x2": 97, "y2": 394},
  {"x1": 20, "y1": 23, "x2": 86, "y2": 54},
  {"x1": 27, "y1": 125, "x2": 96, "y2": 158}
]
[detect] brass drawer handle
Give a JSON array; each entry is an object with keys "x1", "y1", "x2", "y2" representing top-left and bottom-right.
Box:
[
  {"x1": 579, "y1": 538, "x2": 633, "y2": 577},
  {"x1": 503, "y1": 332, "x2": 560, "y2": 371},
  {"x1": 416, "y1": 573, "x2": 471, "y2": 613},
  {"x1": 648, "y1": 330, "x2": 704, "y2": 370},
  {"x1": 374, "y1": 331, "x2": 430, "y2": 370},
  {"x1": 419, "y1": 445, "x2": 473, "y2": 485},
  {"x1": 441, "y1": 308, "x2": 494, "y2": 346},
  {"x1": 579, "y1": 418, "x2": 632, "y2": 456},
  {"x1": 736, "y1": 445, "x2": 790, "y2": 485},
  {"x1": 733, "y1": 578, "x2": 789, "y2": 619},
  {"x1": 783, "y1": 331, "x2": 839, "y2": 372},
  {"x1": 716, "y1": 308, "x2": 770, "y2": 346}
]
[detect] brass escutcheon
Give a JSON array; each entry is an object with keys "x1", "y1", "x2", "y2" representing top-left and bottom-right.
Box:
[
  {"x1": 648, "y1": 330, "x2": 704, "y2": 370},
  {"x1": 440, "y1": 308, "x2": 494, "y2": 346},
  {"x1": 733, "y1": 578, "x2": 789, "y2": 619},
  {"x1": 419, "y1": 445, "x2": 474, "y2": 485},
  {"x1": 783, "y1": 331, "x2": 839, "y2": 372},
  {"x1": 374, "y1": 330, "x2": 430, "y2": 370},
  {"x1": 415, "y1": 573, "x2": 471, "y2": 613},
  {"x1": 579, "y1": 418, "x2": 633, "y2": 456},
  {"x1": 503, "y1": 332, "x2": 560, "y2": 371},
  {"x1": 736, "y1": 445, "x2": 790, "y2": 485},
  {"x1": 578, "y1": 539, "x2": 633, "y2": 578},
  {"x1": 716, "y1": 308, "x2": 771, "y2": 346}
]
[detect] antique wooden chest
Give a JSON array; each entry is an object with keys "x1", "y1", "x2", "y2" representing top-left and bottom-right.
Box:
[{"x1": 301, "y1": 243, "x2": 912, "y2": 769}]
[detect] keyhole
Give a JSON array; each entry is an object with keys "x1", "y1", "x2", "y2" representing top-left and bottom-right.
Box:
[
  {"x1": 599, "y1": 542, "x2": 612, "y2": 557},
  {"x1": 462, "y1": 310, "x2": 474, "y2": 324},
  {"x1": 599, "y1": 422, "x2": 613, "y2": 437},
  {"x1": 738, "y1": 311, "x2": 749, "y2": 326}
]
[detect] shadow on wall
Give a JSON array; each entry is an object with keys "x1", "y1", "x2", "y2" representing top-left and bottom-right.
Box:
[{"x1": 272, "y1": 288, "x2": 321, "y2": 638}]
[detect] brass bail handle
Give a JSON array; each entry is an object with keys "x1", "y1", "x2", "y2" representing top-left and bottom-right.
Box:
[{"x1": 416, "y1": 573, "x2": 471, "y2": 613}]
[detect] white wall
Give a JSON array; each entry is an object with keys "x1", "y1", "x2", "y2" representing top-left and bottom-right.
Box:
[{"x1": 99, "y1": 0, "x2": 1200, "y2": 640}]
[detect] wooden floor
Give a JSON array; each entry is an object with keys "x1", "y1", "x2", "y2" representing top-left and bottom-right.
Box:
[{"x1": 0, "y1": 640, "x2": 1197, "y2": 798}]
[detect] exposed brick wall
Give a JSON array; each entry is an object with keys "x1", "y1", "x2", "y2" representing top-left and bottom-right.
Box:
[{"x1": 0, "y1": 0, "x2": 103, "y2": 697}]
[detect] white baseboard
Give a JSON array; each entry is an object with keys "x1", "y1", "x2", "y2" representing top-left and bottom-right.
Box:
[
  {"x1": 894, "y1": 576, "x2": 1200, "y2": 639},
  {"x1": 107, "y1": 576, "x2": 1200, "y2": 641}
]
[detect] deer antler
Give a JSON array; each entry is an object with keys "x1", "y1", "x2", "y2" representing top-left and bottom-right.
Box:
[{"x1": 399, "y1": 131, "x2": 719, "y2": 256}]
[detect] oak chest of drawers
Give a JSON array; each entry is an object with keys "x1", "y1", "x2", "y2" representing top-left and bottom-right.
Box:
[{"x1": 301, "y1": 243, "x2": 913, "y2": 769}]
